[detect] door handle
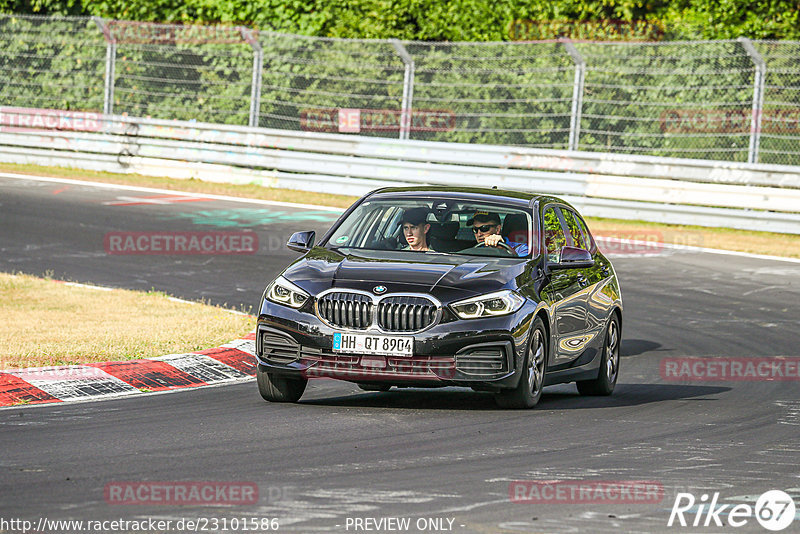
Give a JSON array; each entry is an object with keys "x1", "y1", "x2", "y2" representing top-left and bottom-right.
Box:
[
  {"x1": 601, "y1": 265, "x2": 610, "y2": 276},
  {"x1": 577, "y1": 274, "x2": 589, "y2": 287}
]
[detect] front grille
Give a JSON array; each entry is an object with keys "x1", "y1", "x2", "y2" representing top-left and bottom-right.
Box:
[
  {"x1": 317, "y1": 292, "x2": 373, "y2": 329},
  {"x1": 377, "y1": 296, "x2": 437, "y2": 332},
  {"x1": 456, "y1": 349, "x2": 506, "y2": 376},
  {"x1": 316, "y1": 291, "x2": 440, "y2": 332},
  {"x1": 259, "y1": 331, "x2": 300, "y2": 364}
]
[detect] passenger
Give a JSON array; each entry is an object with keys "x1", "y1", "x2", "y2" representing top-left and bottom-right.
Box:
[
  {"x1": 401, "y1": 207, "x2": 435, "y2": 252},
  {"x1": 468, "y1": 211, "x2": 529, "y2": 256}
]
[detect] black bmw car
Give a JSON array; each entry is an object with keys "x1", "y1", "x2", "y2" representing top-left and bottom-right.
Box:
[{"x1": 255, "y1": 187, "x2": 622, "y2": 408}]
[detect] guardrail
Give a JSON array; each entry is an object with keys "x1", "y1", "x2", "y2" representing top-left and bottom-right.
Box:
[{"x1": 1, "y1": 108, "x2": 800, "y2": 234}]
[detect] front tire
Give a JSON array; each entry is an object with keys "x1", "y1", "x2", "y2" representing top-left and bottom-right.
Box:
[
  {"x1": 576, "y1": 314, "x2": 620, "y2": 396},
  {"x1": 257, "y1": 365, "x2": 307, "y2": 403},
  {"x1": 495, "y1": 317, "x2": 547, "y2": 409}
]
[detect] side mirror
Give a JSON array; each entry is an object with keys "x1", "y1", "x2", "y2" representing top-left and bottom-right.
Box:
[
  {"x1": 287, "y1": 231, "x2": 315, "y2": 253},
  {"x1": 549, "y1": 246, "x2": 594, "y2": 270}
]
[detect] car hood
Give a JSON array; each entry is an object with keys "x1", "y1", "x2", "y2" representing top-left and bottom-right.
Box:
[{"x1": 282, "y1": 247, "x2": 530, "y2": 300}]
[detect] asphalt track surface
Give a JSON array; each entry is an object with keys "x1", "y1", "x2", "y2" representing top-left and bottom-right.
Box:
[{"x1": 1, "y1": 174, "x2": 799, "y2": 533}]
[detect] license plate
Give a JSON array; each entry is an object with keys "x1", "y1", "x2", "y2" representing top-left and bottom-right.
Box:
[{"x1": 332, "y1": 332, "x2": 413, "y2": 357}]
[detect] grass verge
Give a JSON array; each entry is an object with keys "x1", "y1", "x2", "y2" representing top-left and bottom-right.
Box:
[
  {"x1": 1, "y1": 162, "x2": 798, "y2": 259},
  {"x1": 0, "y1": 272, "x2": 254, "y2": 369}
]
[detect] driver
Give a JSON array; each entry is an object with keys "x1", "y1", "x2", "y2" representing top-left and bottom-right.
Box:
[
  {"x1": 401, "y1": 207, "x2": 435, "y2": 252},
  {"x1": 468, "y1": 211, "x2": 529, "y2": 256}
]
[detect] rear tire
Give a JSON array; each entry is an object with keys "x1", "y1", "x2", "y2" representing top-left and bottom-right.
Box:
[
  {"x1": 576, "y1": 315, "x2": 620, "y2": 396},
  {"x1": 257, "y1": 365, "x2": 307, "y2": 403},
  {"x1": 495, "y1": 317, "x2": 547, "y2": 409}
]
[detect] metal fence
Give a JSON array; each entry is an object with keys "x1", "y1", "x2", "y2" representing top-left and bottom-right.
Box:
[{"x1": 1, "y1": 14, "x2": 799, "y2": 165}]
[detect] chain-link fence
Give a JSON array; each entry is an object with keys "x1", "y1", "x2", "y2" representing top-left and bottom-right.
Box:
[
  {"x1": 758, "y1": 40, "x2": 800, "y2": 165},
  {"x1": 258, "y1": 33, "x2": 407, "y2": 139},
  {"x1": 1, "y1": 14, "x2": 798, "y2": 166},
  {"x1": 578, "y1": 41, "x2": 757, "y2": 160},
  {"x1": 109, "y1": 21, "x2": 255, "y2": 125},
  {"x1": 0, "y1": 15, "x2": 106, "y2": 112}
]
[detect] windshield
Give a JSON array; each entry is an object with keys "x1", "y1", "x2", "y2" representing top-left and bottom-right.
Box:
[{"x1": 325, "y1": 197, "x2": 535, "y2": 258}]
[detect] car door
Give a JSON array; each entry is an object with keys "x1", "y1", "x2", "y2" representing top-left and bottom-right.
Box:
[
  {"x1": 539, "y1": 205, "x2": 589, "y2": 369},
  {"x1": 567, "y1": 209, "x2": 615, "y2": 357}
]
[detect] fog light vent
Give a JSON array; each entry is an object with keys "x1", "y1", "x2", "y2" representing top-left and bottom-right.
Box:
[
  {"x1": 456, "y1": 349, "x2": 506, "y2": 376},
  {"x1": 259, "y1": 331, "x2": 300, "y2": 364}
]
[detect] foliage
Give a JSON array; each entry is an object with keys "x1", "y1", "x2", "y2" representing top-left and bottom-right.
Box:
[{"x1": 1, "y1": 0, "x2": 798, "y2": 41}]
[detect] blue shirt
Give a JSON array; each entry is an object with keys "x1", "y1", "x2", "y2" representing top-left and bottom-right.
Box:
[{"x1": 505, "y1": 237, "x2": 529, "y2": 257}]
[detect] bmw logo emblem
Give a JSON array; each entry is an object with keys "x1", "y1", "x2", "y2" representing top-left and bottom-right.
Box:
[{"x1": 373, "y1": 285, "x2": 387, "y2": 294}]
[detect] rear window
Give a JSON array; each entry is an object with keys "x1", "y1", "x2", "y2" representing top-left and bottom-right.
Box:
[{"x1": 561, "y1": 209, "x2": 591, "y2": 251}]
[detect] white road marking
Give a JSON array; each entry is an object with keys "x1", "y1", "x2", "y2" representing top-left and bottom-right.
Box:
[
  {"x1": 0, "y1": 172, "x2": 343, "y2": 211},
  {"x1": 4, "y1": 172, "x2": 799, "y2": 264},
  {"x1": 775, "y1": 400, "x2": 800, "y2": 426}
]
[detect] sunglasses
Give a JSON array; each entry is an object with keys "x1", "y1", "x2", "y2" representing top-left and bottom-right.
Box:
[{"x1": 472, "y1": 224, "x2": 498, "y2": 233}]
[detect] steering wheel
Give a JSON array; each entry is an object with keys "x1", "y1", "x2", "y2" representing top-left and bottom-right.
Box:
[{"x1": 475, "y1": 240, "x2": 517, "y2": 257}]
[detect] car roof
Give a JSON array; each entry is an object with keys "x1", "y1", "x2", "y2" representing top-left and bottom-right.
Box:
[{"x1": 369, "y1": 186, "x2": 556, "y2": 207}]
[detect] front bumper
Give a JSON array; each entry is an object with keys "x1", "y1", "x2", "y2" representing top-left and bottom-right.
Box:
[{"x1": 255, "y1": 301, "x2": 534, "y2": 389}]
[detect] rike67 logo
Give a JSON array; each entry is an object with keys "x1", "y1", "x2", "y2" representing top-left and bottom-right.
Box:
[{"x1": 668, "y1": 490, "x2": 797, "y2": 531}]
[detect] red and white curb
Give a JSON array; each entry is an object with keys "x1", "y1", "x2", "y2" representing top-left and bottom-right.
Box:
[{"x1": 0, "y1": 334, "x2": 257, "y2": 407}]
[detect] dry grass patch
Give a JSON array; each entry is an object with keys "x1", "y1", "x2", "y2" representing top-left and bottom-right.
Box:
[{"x1": 0, "y1": 273, "x2": 254, "y2": 369}]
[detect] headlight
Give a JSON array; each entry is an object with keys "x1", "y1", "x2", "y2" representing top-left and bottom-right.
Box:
[
  {"x1": 450, "y1": 290, "x2": 525, "y2": 319},
  {"x1": 265, "y1": 276, "x2": 310, "y2": 309}
]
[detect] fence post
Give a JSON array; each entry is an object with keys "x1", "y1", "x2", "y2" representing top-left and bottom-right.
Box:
[
  {"x1": 92, "y1": 17, "x2": 116, "y2": 116},
  {"x1": 561, "y1": 38, "x2": 585, "y2": 152},
  {"x1": 739, "y1": 37, "x2": 766, "y2": 164},
  {"x1": 242, "y1": 28, "x2": 263, "y2": 128},
  {"x1": 391, "y1": 40, "x2": 414, "y2": 140}
]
